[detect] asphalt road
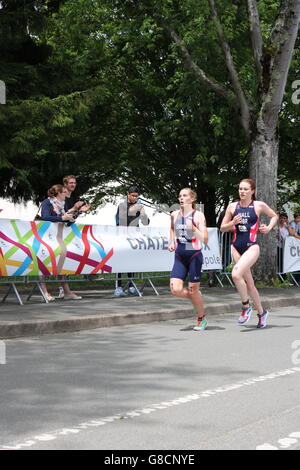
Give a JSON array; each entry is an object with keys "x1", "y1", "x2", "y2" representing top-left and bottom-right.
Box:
[{"x1": 0, "y1": 306, "x2": 300, "y2": 451}]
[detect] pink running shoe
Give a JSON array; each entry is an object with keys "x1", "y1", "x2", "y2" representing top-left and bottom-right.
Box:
[
  {"x1": 238, "y1": 306, "x2": 252, "y2": 324},
  {"x1": 257, "y1": 310, "x2": 269, "y2": 329}
]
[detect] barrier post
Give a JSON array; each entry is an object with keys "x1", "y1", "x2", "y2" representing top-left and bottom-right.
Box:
[
  {"x1": 1, "y1": 282, "x2": 23, "y2": 306},
  {"x1": 215, "y1": 231, "x2": 234, "y2": 287},
  {"x1": 26, "y1": 281, "x2": 52, "y2": 303}
]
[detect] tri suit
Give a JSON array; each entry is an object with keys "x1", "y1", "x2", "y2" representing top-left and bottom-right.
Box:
[
  {"x1": 232, "y1": 201, "x2": 259, "y2": 255},
  {"x1": 170, "y1": 210, "x2": 203, "y2": 283}
]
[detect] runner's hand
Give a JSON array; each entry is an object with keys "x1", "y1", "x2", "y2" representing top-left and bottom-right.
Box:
[
  {"x1": 232, "y1": 214, "x2": 242, "y2": 225},
  {"x1": 258, "y1": 224, "x2": 270, "y2": 234}
]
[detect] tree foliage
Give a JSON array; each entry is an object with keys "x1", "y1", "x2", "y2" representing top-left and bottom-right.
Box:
[{"x1": 0, "y1": 0, "x2": 299, "y2": 233}]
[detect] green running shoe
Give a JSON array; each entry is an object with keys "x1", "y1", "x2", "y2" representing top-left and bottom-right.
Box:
[{"x1": 193, "y1": 317, "x2": 208, "y2": 331}]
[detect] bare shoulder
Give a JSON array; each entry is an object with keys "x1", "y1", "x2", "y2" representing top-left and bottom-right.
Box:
[
  {"x1": 227, "y1": 202, "x2": 237, "y2": 215},
  {"x1": 170, "y1": 210, "x2": 179, "y2": 225},
  {"x1": 195, "y1": 210, "x2": 206, "y2": 224},
  {"x1": 171, "y1": 210, "x2": 179, "y2": 219}
]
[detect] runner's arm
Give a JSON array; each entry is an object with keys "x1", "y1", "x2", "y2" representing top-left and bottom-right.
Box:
[
  {"x1": 258, "y1": 202, "x2": 278, "y2": 234},
  {"x1": 220, "y1": 204, "x2": 240, "y2": 232},
  {"x1": 169, "y1": 211, "x2": 177, "y2": 251},
  {"x1": 193, "y1": 212, "x2": 208, "y2": 244}
]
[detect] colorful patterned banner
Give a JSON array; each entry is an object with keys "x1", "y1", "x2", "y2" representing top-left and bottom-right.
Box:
[
  {"x1": 0, "y1": 219, "x2": 222, "y2": 276},
  {"x1": 0, "y1": 219, "x2": 113, "y2": 277}
]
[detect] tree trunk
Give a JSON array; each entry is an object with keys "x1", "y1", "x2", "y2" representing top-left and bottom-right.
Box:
[
  {"x1": 249, "y1": 127, "x2": 278, "y2": 283},
  {"x1": 155, "y1": 1, "x2": 300, "y2": 283}
]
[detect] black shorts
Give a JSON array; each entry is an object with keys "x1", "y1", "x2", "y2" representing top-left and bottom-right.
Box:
[{"x1": 171, "y1": 246, "x2": 203, "y2": 283}]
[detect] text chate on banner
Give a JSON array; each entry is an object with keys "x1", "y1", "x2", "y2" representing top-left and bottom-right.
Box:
[{"x1": 0, "y1": 219, "x2": 222, "y2": 276}]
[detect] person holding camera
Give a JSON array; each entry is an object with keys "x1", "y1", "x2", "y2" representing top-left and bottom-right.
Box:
[
  {"x1": 40, "y1": 184, "x2": 75, "y2": 224},
  {"x1": 63, "y1": 175, "x2": 90, "y2": 218},
  {"x1": 114, "y1": 185, "x2": 150, "y2": 297},
  {"x1": 40, "y1": 184, "x2": 82, "y2": 301}
]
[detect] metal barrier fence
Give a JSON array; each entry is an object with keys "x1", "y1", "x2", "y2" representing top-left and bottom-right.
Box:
[
  {"x1": 215, "y1": 232, "x2": 300, "y2": 288},
  {"x1": 0, "y1": 276, "x2": 27, "y2": 306},
  {"x1": 213, "y1": 231, "x2": 234, "y2": 287},
  {"x1": 0, "y1": 271, "x2": 171, "y2": 305},
  {"x1": 1, "y1": 232, "x2": 299, "y2": 305}
]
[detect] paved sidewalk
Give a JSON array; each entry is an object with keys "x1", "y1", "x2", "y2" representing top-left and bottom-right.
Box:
[{"x1": 0, "y1": 286, "x2": 299, "y2": 339}]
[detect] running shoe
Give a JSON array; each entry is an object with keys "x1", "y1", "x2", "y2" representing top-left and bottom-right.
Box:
[
  {"x1": 44, "y1": 293, "x2": 55, "y2": 302},
  {"x1": 257, "y1": 310, "x2": 269, "y2": 329},
  {"x1": 64, "y1": 293, "x2": 82, "y2": 300},
  {"x1": 238, "y1": 306, "x2": 252, "y2": 324},
  {"x1": 114, "y1": 287, "x2": 125, "y2": 297},
  {"x1": 56, "y1": 287, "x2": 65, "y2": 299},
  {"x1": 193, "y1": 318, "x2": 208, "y2": 331},
  {"x1": 128, "y1": 286, "x2": 140, "y2": 296}
]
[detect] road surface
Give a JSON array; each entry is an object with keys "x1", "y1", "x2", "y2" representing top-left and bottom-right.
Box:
[{"x1": 0, "y1": 306, "x2": 299, "y2": 450}]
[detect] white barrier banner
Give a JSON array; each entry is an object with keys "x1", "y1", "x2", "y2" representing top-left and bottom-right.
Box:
[
  {"x1": 283, "y1": 236, "x2": 300, "y2": 273},
  {"x1": 0, "y1": 219, "x2": 221, "y2": 276}
]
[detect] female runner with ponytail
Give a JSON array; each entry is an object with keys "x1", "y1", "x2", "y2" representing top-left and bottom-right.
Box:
[
  {"x1": 221, "y1": 179, "x2": 278, "y2": 328},
  {"x1": 169, "y1": 188, "x2": 209, "y2": 331}
]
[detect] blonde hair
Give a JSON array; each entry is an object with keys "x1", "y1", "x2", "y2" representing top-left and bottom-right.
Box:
[
  {"x1": 47, "y1": 184, "x2": 64, "y2": 198},
  {"x1": 181, "y1": 188, "x2": 197, "y2": 209},
  {"x1": 63, "y1": 175, "x2": 76, "y2": 185}
]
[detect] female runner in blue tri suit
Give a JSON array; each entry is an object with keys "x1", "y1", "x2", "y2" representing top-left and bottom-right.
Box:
[
  {"x1": 169, "y1": 188, "x2": 208, "y2": 331},
  {"x1": 221, "y1": 179, "x2": 278, "y2": 328}
]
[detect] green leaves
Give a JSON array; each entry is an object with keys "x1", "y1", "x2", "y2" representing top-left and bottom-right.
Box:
[{"x1": 1, "y1": 0, "x2": 299, "y2": 222}]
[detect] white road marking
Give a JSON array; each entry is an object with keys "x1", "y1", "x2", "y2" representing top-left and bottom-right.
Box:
[
  {"x1": 256, "y1": 432, "x2": 300, "y2": 450},
  {"x1": 1, "y1": 366, "x2": 300, "y2": 450}
]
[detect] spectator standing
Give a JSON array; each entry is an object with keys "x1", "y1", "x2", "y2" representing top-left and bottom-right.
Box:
[
  {"x1": 40, "y1": 184, "x2": 82, "y2": 301},
  {"x1": 289, "y1": 211, "x2": 300, "y2": 240},
  {"x1": 114, "y1": 186, "x2": 150, "y2": 297},
  {"x1": 277, "y1": 211, "x2": 293, "y2": 275},
  {"x1": 40, "y1": 184, "x2": 74, "y2": 224},
  {"x1": 63, "y1": 175, "x2": 90, "y2": 216},
  {"x1": 289, "y1": 211, "x2": 300, "y2": 284},
  {"x1": 57, "y1": 175, "x2": 91, "y2": 298}
]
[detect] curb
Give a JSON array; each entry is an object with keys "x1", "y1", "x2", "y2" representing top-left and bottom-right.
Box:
[{"x1": 0, "y1": 293, "x2": 299, "y2": 339}]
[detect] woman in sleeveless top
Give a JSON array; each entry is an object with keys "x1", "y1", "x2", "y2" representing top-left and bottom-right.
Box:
[
  {"x1": 169, "y1": 188, "x2": 208, "y2": 331},
  {"x1": 221, "y1": 179, "x2": 277, "y2": 328}
]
